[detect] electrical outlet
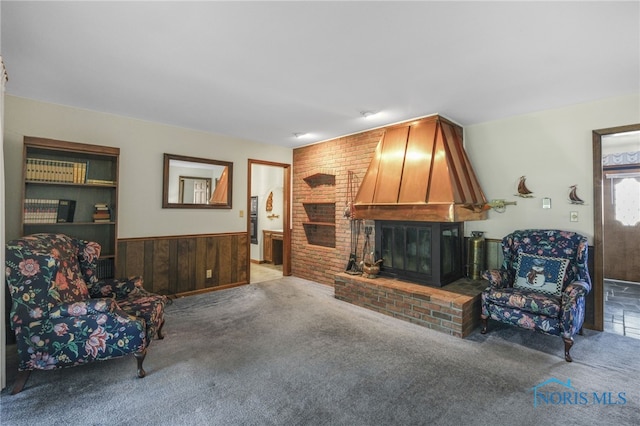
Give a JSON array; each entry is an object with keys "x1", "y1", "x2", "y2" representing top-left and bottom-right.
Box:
[
  {"x1": 206, "y1": 269, "x2": 212, "y2": 278},
  {"x1": 570, "y1": 211, "x2": 578, "y2": 222}
]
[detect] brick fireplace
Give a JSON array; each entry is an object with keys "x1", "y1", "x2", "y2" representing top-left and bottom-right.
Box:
[{"x1": 292, "y1": 115, "x2": 487, "y2": 338}]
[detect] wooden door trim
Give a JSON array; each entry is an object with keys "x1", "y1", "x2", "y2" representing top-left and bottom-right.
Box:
[
  {"x1": 592, "y1": 123, "x2": 640, "y2": 331},
  {"x1": 247, "y1": 159, "x2": 292, "y2": 283}
]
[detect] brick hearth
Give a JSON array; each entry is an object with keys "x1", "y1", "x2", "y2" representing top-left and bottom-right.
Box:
[{"x1": 334, "y1": 273, "x2": 485, "y2": 338}]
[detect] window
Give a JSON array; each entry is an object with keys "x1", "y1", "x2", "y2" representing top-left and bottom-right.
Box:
[{"x1": 614, "y1": 177, "x2": 640, "y2": 226}]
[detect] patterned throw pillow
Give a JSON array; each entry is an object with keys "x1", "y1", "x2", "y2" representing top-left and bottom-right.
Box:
[{"x1": 514, "y1": 253, "x2": 569, "y2": 297}]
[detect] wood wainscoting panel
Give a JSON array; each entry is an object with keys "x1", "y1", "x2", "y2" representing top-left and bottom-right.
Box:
[
  {"x1": 117, "y1": 232, "x2": 248, "y2": 297},
  {"x1": 176, "y1": 238, "x2": 196, "y2": 294},
  {"x1": 152, "y1": 239, "x2": 170, "y2": 295}
]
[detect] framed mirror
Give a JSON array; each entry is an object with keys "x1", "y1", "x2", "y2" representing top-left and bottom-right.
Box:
[{"x1": 163, "y1": 153, "x2": 233, "y2": 209}]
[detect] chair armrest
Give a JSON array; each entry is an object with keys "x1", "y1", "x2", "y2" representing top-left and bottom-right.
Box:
[
  {"x1": 89, "y1": 276, "x2": 145, "y2": 299},
  {"x1": 49, "y1": 298, "x2": 121, "y2": 319},
  {"x1": 561, "y1": 280, "x2": 590, "y2": 338},
  {"x1": 481, "y1": 269, "x2": 514, "y2": 289},
  {"x1": 562, "y1": 280, "x2": 590, "y2": 302}
]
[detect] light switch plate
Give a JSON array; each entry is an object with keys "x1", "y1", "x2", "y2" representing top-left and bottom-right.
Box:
[
  {"x1": 542, "y1": 198, "x2": 551, "y2": 209},
  {"x1": 570, "y1": 211, "x2": 579, "y2": 222}
]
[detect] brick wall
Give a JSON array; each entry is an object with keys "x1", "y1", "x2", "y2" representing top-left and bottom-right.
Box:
[{"x1": 292, "y1": 129, "x2": 384, "y2": 285}]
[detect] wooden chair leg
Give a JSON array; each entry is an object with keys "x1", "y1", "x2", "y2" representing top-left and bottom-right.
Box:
[
  {"x1": 156, "y1": 319, "x2": 165, "y2": 340},
  {"x1": 11, "y1": 370, "x2": 32, "y2": 395},
  {"x1": 134, "y1": 349, "x2": 147, "y2": 378},
  {"x1": 480, "y1": 316, "x2": 488, "y2": 334},
  {"x1": 563, "y1": 337, "x2": 574, "y2": 362}
]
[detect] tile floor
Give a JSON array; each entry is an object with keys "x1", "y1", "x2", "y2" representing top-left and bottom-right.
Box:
[
  {"x1": 604, "y1": 279, "x2": 640, "y2": 340},
  {"x1": 250, "y1": 262, "x2": 283, "y2": 284}
]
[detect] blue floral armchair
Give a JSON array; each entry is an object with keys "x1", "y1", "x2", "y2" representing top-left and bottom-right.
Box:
[
  {"x1": 480, "y1": 229, "x2": 591, "y2": 362},
  {"x1": 5, "y1": 233, "x2": 167, "y2": 394}
]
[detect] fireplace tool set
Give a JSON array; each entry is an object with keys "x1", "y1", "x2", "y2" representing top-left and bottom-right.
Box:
[
  {"x1": 361, "y1": 226, "x2": 382, "y2": 278},
  {"x1": 345, "y1": 219, "x2": 362, "y2": 274},
  {"x1": 344, "y1": 170, "x2": 382, "y2": 277},
  {"x1": 345, "y1": 170, "x2": 361, "y2": 274}
]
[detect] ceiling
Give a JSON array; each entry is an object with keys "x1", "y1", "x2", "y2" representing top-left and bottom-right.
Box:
[{"x1": 2, "y1": 1, "x2": 639, "y2": 149}]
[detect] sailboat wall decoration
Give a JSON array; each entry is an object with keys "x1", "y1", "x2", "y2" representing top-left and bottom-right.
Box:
[
  {"x1": 515, "y1": 176, "x2": 534, "y2": 198},
  {"x1": 569, "y1": 185, "x2": 585, "y2": 205}
]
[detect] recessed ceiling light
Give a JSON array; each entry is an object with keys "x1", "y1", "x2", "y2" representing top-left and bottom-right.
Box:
[
  {"x1": 293, "y1": 132, "x2": 307, "y2": 138},
  {"x1": 360, "y1": 111, "x2": 377, "y2": 119}
]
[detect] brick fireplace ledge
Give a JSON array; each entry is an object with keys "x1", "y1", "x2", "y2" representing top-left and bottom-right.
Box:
[{"x1": 334, "y1": 273, "x2": 486, "y2": 338}]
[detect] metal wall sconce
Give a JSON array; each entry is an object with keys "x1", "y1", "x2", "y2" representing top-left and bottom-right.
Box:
[{"x1": 486, "y1": 199, "x2": 517, "y2": 213}]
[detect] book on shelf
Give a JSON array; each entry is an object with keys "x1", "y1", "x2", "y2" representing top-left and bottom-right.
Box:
[
  {"x1": 74, "y1": 162, "x2": 88, "y2": 183},
  {"x1": 26, "y1": 158, "x2": 88, "y2": 183},
  {"x1": 86, "y1": 178, "x2": 116, "y2": 185},
  {"x1": 93, "y1": 203, "x2": 112, "y2": 222},
  {"x1": 56, "y1": 199, "x2": 77, "y2": 223},
  {"x1": 23, "y1": 199, "x2": 76, "y2": 224},
  {"x1": 24, "y1": 199, "x2": 55, "y2": 224}
]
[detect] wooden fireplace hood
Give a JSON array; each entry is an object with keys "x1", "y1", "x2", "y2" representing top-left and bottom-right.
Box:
[{"x1": 353, "y1": 115, "x2": 488, "y2": 222}]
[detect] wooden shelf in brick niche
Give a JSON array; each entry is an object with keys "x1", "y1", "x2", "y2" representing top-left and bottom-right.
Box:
[
  {"x1": 302, "y1": 168, "x2": 336, "y2": 187},
  {"x1": 303, "y1": 222, "x2": 336, "y2": 248},
  {"x1": 302, "y1": 203, "x2": 336, "y2": 225},
  {"x1": 301, "y1": 201, "x2": 335, "y2": 204},
  {"x1": 302, "y1": 168, "x2": 336, "y2": 247},
  {"x1": 302, "y1": 202, "x2": 336, "y2": 247},
  {"x1": 303, "y1": 222, "x2": 335, "y2": 226}
]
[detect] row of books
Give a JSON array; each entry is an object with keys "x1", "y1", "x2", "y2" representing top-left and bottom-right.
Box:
[
  {"x1": 96, "y1": 258, "x2": 115, "y2": 280},
  {"x1": 93, "y1": 203, "x2": 112, "y2": 223},
  {"x1": 26, "y1": 158, "x2": 88, "y2": 183},
  {"x1": 23, "y1": 199, "x2": 76, "y2": 224},
  {"x1": 86, "y1": 178, "x2": 116, "y2": 185}
]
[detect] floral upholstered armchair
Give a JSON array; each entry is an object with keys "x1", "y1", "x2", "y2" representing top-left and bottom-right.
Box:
[
  {"x1": 5, "y1": 233, "x2": 167, "y2": 394},
  {"x1": 480, "y1": 229, "x2": 591, "y2": 362}
]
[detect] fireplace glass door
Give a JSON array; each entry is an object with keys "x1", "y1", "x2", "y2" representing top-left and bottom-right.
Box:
[{"x1": 376, "y1": 221, "x2": 463, "y2": 287}]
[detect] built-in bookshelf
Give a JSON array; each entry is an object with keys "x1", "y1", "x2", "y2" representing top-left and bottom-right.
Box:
[{"x1": 22, "y1": 136, "x2": 120, "y2": 279}]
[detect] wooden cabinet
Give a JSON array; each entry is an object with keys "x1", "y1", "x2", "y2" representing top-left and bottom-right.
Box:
[
  {"x1": 263, "y1": 230, "x2": 272, "y2": 262},
  {"x1": 22, "y1": 136, "x2": 119, "y2": 278},
  {"x1": 263, "y1": 230, "x2": 283, "y2": 265}
]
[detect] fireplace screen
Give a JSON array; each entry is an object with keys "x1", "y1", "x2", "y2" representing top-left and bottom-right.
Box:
[{"x1": 375, "y1": 221, "x2": 463, "y2": 287}]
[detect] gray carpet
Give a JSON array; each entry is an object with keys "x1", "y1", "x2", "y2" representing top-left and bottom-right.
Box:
[{"x1": 2, "y1": 277, "x2": 639, "y2": 425}]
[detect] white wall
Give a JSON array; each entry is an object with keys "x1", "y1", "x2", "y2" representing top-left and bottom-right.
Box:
[
  {"x1": 3, "y1": 96, "x2": 293, "y2": 240},
  {"x1": 464, "y1": 94, "x2": 640, "y2": 243}
]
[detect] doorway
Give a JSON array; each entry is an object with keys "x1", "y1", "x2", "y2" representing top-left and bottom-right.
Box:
[
  {"x1": 179, "y1": 176, "x2": 211, "y2": 204},
  {"x1": 247, "y1": 159, "x2": 291, "y2": 284},
  {"x1": 593, "y1": 124, "x2": 640, "y2": 337}
]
